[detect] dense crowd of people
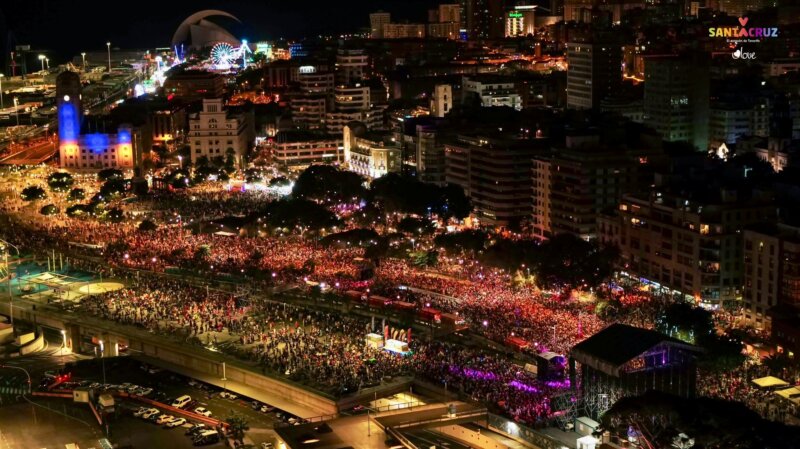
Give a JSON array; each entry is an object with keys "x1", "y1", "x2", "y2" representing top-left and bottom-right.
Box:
[{"x1": 1, "y1": 173, "x2": 796, "y2": 428}]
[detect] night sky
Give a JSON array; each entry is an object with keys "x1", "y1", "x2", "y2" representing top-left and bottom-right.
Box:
[{"x1": 0, "y1": 0, "x2": 437, "y2": 64}]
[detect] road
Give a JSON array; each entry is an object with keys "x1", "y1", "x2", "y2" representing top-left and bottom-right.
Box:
[
  {"x1": 404, "y1": 428, "x2": 473, "y2": 449},
  {"x1": 0, "y1": 139, "x2": 57, "y2": 165}
]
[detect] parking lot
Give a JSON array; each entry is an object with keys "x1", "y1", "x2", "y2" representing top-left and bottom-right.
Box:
[{"x1": 21, "y1": 357, "x2": 294, "y2": 447}]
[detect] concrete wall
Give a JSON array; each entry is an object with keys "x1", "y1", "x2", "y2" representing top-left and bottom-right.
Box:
[
  {"x1": 128, "y1": 336, "x2": 339, "y2": 416},
  {"x1": 0, "y1": 324, "x2": 13, "y2": 344},
  {"x1": 19, "y1": 333, "x2": 45, "y2": 355},
  {"x1": 436, "y1": 425, "x2": 511, "y2": 449},
  {"x1": 15, "y1": 331, "x2": 35, "y2": 346}
]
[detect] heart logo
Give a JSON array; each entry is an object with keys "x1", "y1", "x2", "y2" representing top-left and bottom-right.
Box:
[{"x1": 739, "y1": 17, "x2": 749, "y2": 26}]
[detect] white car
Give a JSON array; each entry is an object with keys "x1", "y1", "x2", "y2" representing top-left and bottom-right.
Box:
[
  {"x1": 220, "y1": 391, "x2": 238, "y2": 400},
  {"x1": 166, "y1": 417, "x2": 187, "y2": 428},
  {"x1": 156, "y1": 414, "x2": 175, "y2": 425},
  {"x1": 134, "y1": 387, "x2": 153, "y2": 397},
  {"x1": 133, "y1": 407, "x2": 148, "y2": 417},
  {"x1": 194, "y1": 407, "x2": 212, "y2": 417},
  {"x1": 141, "y1": 408, "x2": 160, "y2": 419}
]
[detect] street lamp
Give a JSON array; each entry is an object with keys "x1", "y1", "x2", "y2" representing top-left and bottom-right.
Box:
[
  {"x1": 38, "y1": 54, "x2": 46, "y2": 71},
  {"x1": 0, "y1": 73, "x2": 4, "y2": 110},
  {"x1": 178, "y1": 155, "x2": 183, "y2": 169},
  {"x1": 12, "y1": 97, "x2": 19, "y2": 126},
  {"x1": 45, "y1": 58, "x2": 49, "y2": 70},
  {"x1": 98, "y1": 339, "x2": 106, "y2": 385},
  {"x1": 60, "y1": 330, "x2": 67, "y2": 365},
  {"x1": 81, "y1": 52, "x2": 86, "y2": 70},
  {"x1": 106, "y1": 42, "x2": 111, "y2": 72}
]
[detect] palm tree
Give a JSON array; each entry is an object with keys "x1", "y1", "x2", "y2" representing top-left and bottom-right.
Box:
[{"x1": 225, "y1": 414, "x2": 249, "y2": 445}]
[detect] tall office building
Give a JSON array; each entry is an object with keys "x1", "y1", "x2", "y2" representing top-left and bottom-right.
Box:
[
  {"x1": 566, "y1": 39, "x2": 622, "y2": 110},
  {"x1": 643, "y1": 56, "x2": 709, "y2": 151},
  {"x1": 370, "y1": 11, "x2": 391, "y2": 38},
  {"x1": 439, "y1": 4, "x2": 462, "y2": 24}
]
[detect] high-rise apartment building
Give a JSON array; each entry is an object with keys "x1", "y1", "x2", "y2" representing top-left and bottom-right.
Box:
[
  {"x1": 532, "y1": 135, "x2": 637, "y2": 240},
  {"x1": 445, "y1": 133, "x2": 548, "y2": 227},
  {"x1": 742, "y1": 223, "x2": 800, "y2": 331},
  {"x1": 643, "y1": 55, "x2": 709, "y2": 151},
  {"x1": 566, "y1": 39, "x2": 622, "y2": 110},
  {"x1": 603, "y1": 184, "x2": 775, "y2": 307},
  {"x1": 370, "y1": 11, "x2": 391, "y2": 38}
]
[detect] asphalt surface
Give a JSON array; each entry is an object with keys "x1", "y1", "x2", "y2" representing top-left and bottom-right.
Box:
[{"x1": 404, "y1": 428, "x2": 472, "y2": 449}]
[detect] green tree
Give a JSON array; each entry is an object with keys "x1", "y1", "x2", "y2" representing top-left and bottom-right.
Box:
[
  {"x1": 66, "y1": 204, "x2": 88, "y2": 217},
  {"x1": 21, "y1": 186, "x2": 47, "y2": 201},
  {"x1": 104, "y1": 207, "x2": 125, "y2": 223},
  {"x1": 138, "y1": 219, "x2": 158, "y2": 232},
  {"x1": 194, "y1": 244, "x2": 212, "y2": 261},
  {"x1": 292, "y1": 165, "x2": 367, "y2": 203},
  {"x1": 99, "y1": 179, "x2": 128, "y2": 199},
  {"x1": 40, "y1": 204, "x2": 59, "y2": 216},
  {"x1": 67, "y1": 188, "x2": 86, "y2": 201},
  {"x1": 97, "y1": 168, "x2": 123, "y2": 181},
  {"x1": 47, "y1": 172, "x2": 74, "y2": 192},
  {"x1": 225, "y1": 414, "x2": 250, "y2": 445}
]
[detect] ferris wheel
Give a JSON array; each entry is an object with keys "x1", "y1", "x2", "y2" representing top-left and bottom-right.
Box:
[{"x1": 210, "y1": 41, "x2": 250, "y2": 69}]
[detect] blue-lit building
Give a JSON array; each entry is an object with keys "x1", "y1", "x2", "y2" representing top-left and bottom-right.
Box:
[{"x1": 57, "y1": 71, "x2": 142, "y2": 170}]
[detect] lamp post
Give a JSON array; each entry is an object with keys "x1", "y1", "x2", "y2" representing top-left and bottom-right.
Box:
[
  {"x1": 38, "y1": 54, "x2": 45, "y2": 71},
  {"x1": 106, "y1": 42, "x2": 111, "y2": 72},
  {"x1": 60, "y1": 329, "x2": 67, "y2": 366},
  {"x1": 81, "y1": 52, "x2": 86, "y2": 70},
  {"x1": 221, "y1": 362, "x2": 227, "y2": 393},
  {"x1": 13, "y1": 98, "x2": 19, "y2": 126},
  {"x1": 45, "y1": 58, "x2": 49, "y2": 70},
  {"x1": 98, "y1": 339, "x2": 107, "y2": 385},
  {"x1": 0, "y1": 73, "x2": 4, "y2": 110},
  {"x1": 177, "y1": 155, "x2": 182, "y2": 169}
]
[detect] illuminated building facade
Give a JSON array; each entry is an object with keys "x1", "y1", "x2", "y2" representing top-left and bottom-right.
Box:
[
  {"x1": 57, "y1": 71, "x2": 141, "y2": 170},
  {"x1": 343, "y1": 125, "x2": 401, "y2": 179},
  {"x1": 188, "y1": 99, "x2": 253, "y2": 169},
  {"x1": 505, "y1": 6, "x2": 536, "y2": 37},
  {"x1": 273, "y1": 132, "x2": 343, "y2": 169}
]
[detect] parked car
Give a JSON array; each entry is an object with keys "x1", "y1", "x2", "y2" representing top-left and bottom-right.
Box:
[
  {"x1": 132, "y1": 407, "x2": 149, "y2": 417},
  {"x1": 166, "y1": 417, "x2": 187, "y2": 428},
  {"x1": 156, "y1": 414, "x2": 175, "y2": 425},
  {"x1": 194, "y1": 407, "x2": 212, "y2": 417},
  {"x1": 171, "y1": 395, "x2": 192, "y2": 409},
  {"x1": 186, "y1": 424, "x2": 208, "y2": 436},
  {"x1": 259, "y1": 405, "x2": 274, "y2": 413},
  {"x1": 193, "y1": 430, "x2": 220, "y2": 446},
  {"x1": 141, "y1": 408, "x2": 160, "y2": 419}
]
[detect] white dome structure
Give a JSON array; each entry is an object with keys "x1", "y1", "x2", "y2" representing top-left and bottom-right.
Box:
[{"x1": 172, "y1": 10, "x2": 241, "y2": 49}]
